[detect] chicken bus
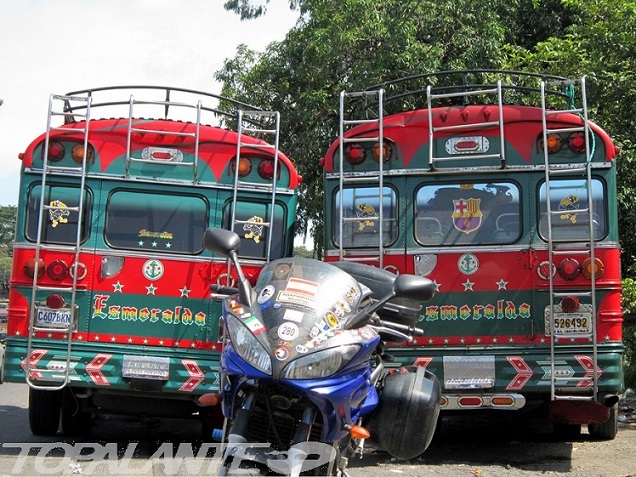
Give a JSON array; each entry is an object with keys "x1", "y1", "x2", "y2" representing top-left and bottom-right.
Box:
[
  {"x1": 321, "y1": 70, "x2": 623, "y2": 439},
  {"x1": 1, "y1": 86, "x2": 300, "y2": 436}
]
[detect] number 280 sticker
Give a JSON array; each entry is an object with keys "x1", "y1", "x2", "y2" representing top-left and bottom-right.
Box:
[{"x1": 278, "y1": 322, "x2": 300, "y2": 341}]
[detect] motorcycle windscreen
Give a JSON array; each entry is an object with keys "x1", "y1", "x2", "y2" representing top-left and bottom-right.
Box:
[{"x1": 248, "y1": 257, "x2": 373, "y2": 360}]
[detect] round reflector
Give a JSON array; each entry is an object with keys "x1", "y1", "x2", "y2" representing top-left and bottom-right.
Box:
[
  {"x1": 47, "y1": 260, "x2": 69, "y2": 280},
  {"x1": 69, "y1": 262, "x2": 88, "y2": 280}
]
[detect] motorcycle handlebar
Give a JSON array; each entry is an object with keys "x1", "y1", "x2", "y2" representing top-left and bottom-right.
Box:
[
  {"x1": 211, "y1": 284, "x2": 239, "y2": 296},
  {"x1": 377, "y1": 319, "x2": 425, "y2": 337}
]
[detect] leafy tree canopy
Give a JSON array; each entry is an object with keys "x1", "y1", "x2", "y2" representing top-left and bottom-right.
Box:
[{"x1": 219, "y1": 0, "x2": 634, "y2": 272}]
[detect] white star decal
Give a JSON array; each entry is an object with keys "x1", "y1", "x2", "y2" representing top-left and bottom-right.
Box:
[
  {"x1": 475, "y1": 337, "x2": 481, "y2": 343},
  {"x1": 492, "y1": 337, "x2": 498, "y2": 343},
  {"x1": 151, "y1": 241, "x2": 158, "y2": 248},
  {"x1": 112, "y1": 281, "x2": 124, "y2": 292},
  {"x1": 179, "y1": 286, "x2": 191, "y2": 298},
  {"x1": 111, "y1": 336, "x2": 116, "y2": 342},
  {"x1": 496, "y1": 279, "x2": 508, "y2": 290},
  {"x1": 166, "y1": 243, "x2": 172, "y2": 249},
  {"x1": 94, "y1": 335, "x2": 100, "y2": 341},
  {"x1": 159, "y1": 340, "x2": 165, "y2": 345},
  {"x1": 128, "y1": 337, "x2": 133, "y2": 343},
  {"x1": 143, "y1": 338, "x2": 148, "y2": 344},
  {"x1": 433, "y1": 280, "x2": 441, "y2": 292},
  {"x1": 463, "y1": 280, "x2": 474, "y2": 291},
  {"x1": 460, "y1": 338, "x2": 465, "y2": 344},
  {"x1": 146, "y1": 284, "x2": 158, "y2": 295},
  {"x1": 138, "y1": 240, "x2": 144, "y2": 247}
]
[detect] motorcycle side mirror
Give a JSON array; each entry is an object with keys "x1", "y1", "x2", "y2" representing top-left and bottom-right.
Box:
[
  {"x1": 203, "y1": 228, "x2": 253, "y2": 307},
  {"x1": 203, "y1": 227, "x2": 241, "y2": 257},
  {"x1": 393, "y1": 274, "x2": 435, "y2": 302}
]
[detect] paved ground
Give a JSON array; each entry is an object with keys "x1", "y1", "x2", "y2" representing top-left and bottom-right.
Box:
[{"x1": 1, "y1": 381, "x2": 635, "y2": 476}]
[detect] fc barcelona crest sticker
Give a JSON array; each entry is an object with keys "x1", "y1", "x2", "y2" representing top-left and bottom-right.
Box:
[{"x1": 452, "y1": 198, "x2": 483, "y2": 234}]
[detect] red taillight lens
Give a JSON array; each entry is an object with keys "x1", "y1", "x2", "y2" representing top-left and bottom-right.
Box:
[
  {"x1": 24, "y1": 258, "x2": 45, "y2": 278},
  {"x1": 258, "y1": 159, "x2": 276, "y2": 180},
  {"x1": 46, "y1": 294, "x2": 66, "y2": 309},
  {"x1": 545, "y1": 134, "x2": 563, "y2": 154},
  {"x1": 371, "y1": 141, "x2": 392, "y2": 162},
  {"x1": 458, "y1": 396, "x2": 483, "y2": 407},
  {"x1": 581, "y1": 257, "x2": 604, "y2": 279},
  {"x1": 71, "y1": 143, "x2": 94, "y2": 164},
  {"x1": 344, "y1": 144, "x2": 366, "y2": 165},
  {"x1": 46, "y1": 141, "x2": 65, "y2": 162},
  {"x1": 47, "y1": 260, "x2": 69, "y2": 280},
  {"x1": 558, "y1": 258, "x2": 580, "y2": 280},
  {"x1": 560, "y1": 295, "x2": 580, "y2": 313},
  {"x1": 568, "y1": 132, "x2": 586, "y2": 154}
]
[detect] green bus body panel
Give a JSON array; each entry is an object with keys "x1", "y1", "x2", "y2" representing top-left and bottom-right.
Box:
[{"x1": 3, "y1": 338, "x2": 220, "y2": 394}]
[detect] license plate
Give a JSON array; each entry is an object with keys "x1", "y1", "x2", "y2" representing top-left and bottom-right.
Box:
[
  {"x1": 36, "y1": 307, "x2": 73, "y2": 329},
  {"x1": 545, "y1": 304, "x2": 593, "y2": 335},
  {"x1": 122, "y1": 355, "x2": 170, "y2": 380}
]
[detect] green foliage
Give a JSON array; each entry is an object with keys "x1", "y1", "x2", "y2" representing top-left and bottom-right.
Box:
[{"x1": 622, "y1": 278, "x2": 636, "y2": 388}]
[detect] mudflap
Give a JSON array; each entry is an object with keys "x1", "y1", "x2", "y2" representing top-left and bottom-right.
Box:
[
  {"x1": 365, "y1": 366, "x2": 441, "y2": 460},
  {"x1": 548, "y1": 400, "x2": 610, "y2": 425}
]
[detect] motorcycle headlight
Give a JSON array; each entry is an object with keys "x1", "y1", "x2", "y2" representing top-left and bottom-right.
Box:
[
  {"x1": 281, "y1": 345, "x2": 361, "y2": 380},
  {"x1": 226, "y1": 314, "x2": 272, "y2": 375}
]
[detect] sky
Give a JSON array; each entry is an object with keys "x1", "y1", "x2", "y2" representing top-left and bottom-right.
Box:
[{"x1": 0, "y1": 0, "x2": 299, "y2": 207}]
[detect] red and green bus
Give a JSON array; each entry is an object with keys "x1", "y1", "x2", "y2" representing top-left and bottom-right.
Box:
[
  {"x1": 2, "y1": 86, "x2": 300, "y2": 436},
  {"x1": 321, "y1": 70, "x2": 623, "y2": 439}
]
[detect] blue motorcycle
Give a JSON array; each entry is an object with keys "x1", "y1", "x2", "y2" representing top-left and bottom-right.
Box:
[{"x1": 203, "y1": 228, "x2": 441, "y2": 476}]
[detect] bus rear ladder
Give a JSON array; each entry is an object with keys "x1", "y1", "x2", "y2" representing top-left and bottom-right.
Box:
[
  {"x1": 230, "y1": 110, "x2": 282, "y2": 263},
  {"x1": 337, "y1": 89, "x2": 386, "y2": 268},
  {"x1": 26, "y1": 93, "x2": 92, "y2": 391},
  {"x1": 541, "y1": 77, "x2": 599, "y2": 403}
]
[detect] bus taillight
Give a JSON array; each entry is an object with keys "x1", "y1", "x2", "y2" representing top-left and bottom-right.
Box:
[
  {"x1": 558, "y1": 258, "x2": 580, "y2": 280},
  {"x1": 258, "y1": 159, "x2": 278, "y2": 180},
  {"x1": 46, "y1": 294, "x2": 65, "y2": 309},
  {"x1": 561, "y1": 296, "x2": 580, "y2": 313},
  {"x1": 71, "y1": 143, "x2": 94, "y2": 163},
  {"x1": 46, "y1": 260, "x2": 69, "y2": 280},
  {"x1": 232, "y1": 156, "x2": 253, "y2": 177},
  {"x1": 546, "y1": 133, "x2": 563, "y2": 154},
  {"x1": 24, "y1": 258, "x2": 45, "y2": 278},
  {"x1": 371, "y1": 141, "x2": 392, "y2": 162},
  {"x1": 568, "y1": 132, "x2": 586, "y2": 154},
  {"x1": 45, "y1": 141, "x2": 65, "y2": 162},
  {"x1": 345, "y1": 144, "x2": 366, "y2": 165},
  {"x1": 581, "y1": 257, "x2": 604, "y2": 279}
]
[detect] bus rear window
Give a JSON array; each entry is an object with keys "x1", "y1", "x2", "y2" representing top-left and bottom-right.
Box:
[
  {"x1": 222, "y1": 200, "x2": 288, "y2": 260},
  {"x1": 25, "y1": 184, "x2": 92, "y2": 245},
  {"x1": 415, "y1": 182, "x2": 521, "y2": 246},
  {"x1": 538, "y1": 178, "x2": 606, "y2": 241},
  {"x1": 105, "y1": 191, "x2": 208, "y2": 254},
  {"x1": 332, "y1": 186, "x2": 398, "y2": 248}
]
